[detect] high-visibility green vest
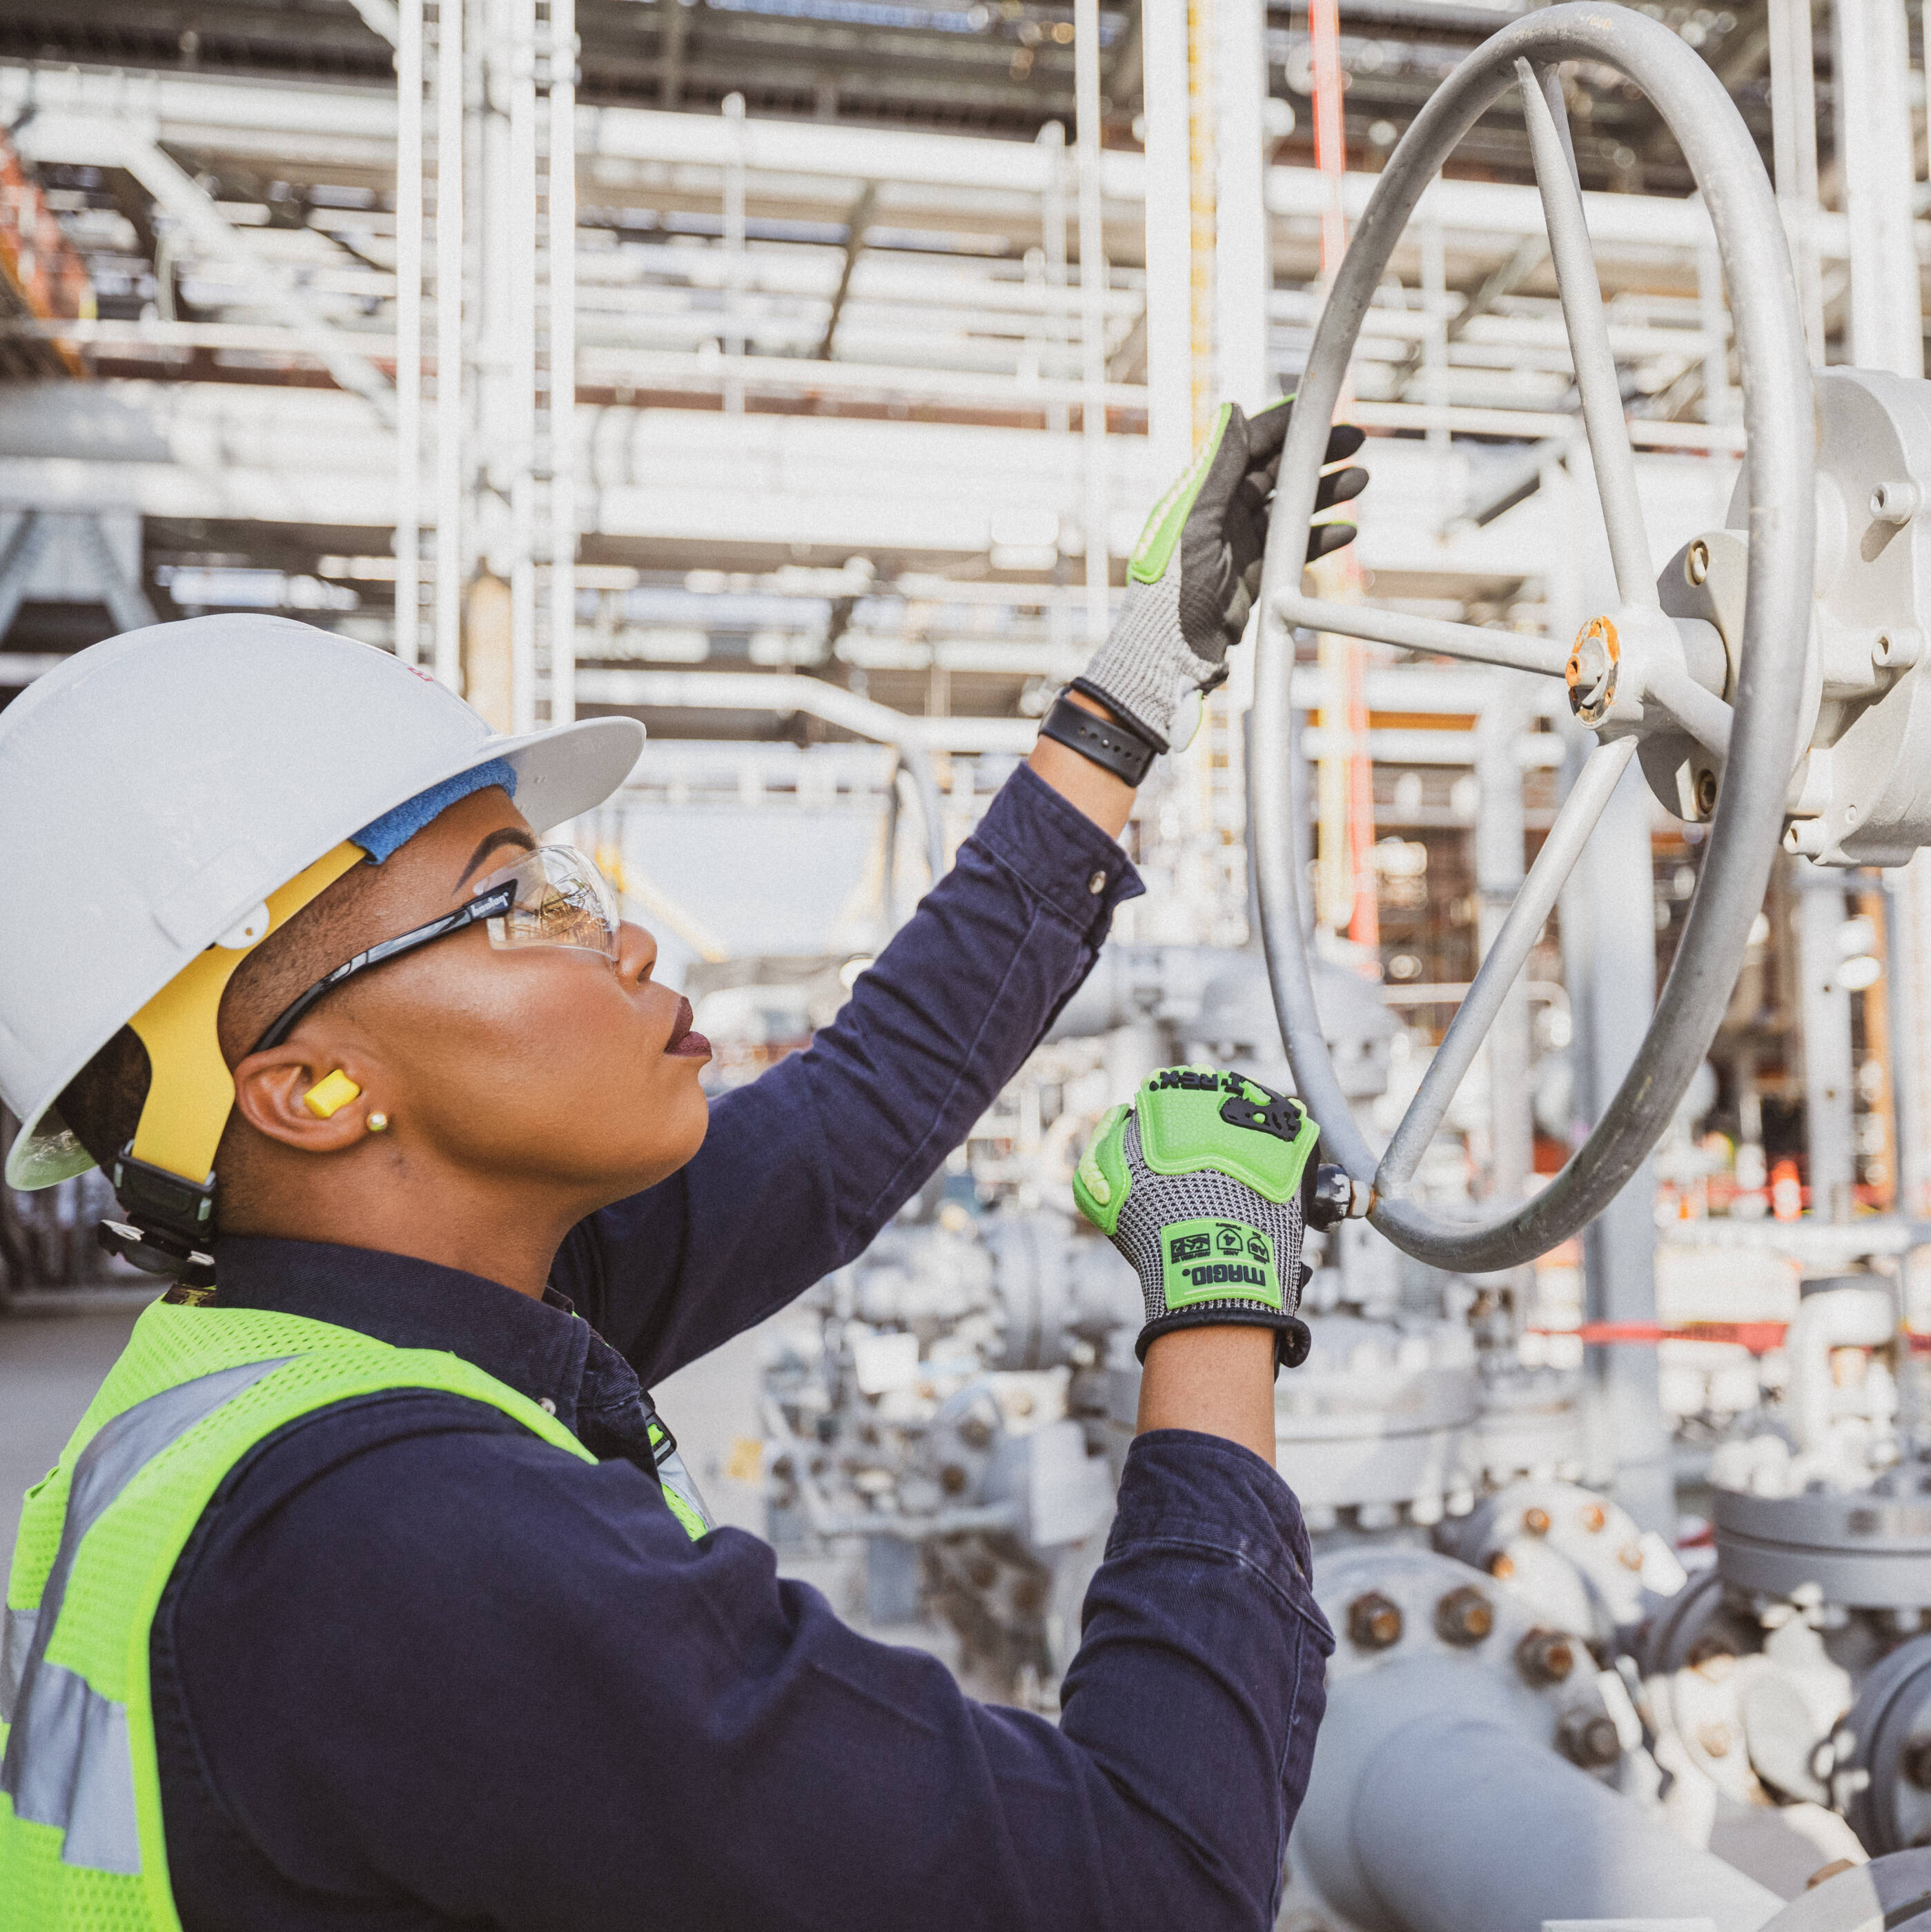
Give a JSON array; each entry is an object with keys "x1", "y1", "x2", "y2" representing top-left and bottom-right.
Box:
[{"x1": 0, "y1": 1297, "x2": 707, "y2": 1930}]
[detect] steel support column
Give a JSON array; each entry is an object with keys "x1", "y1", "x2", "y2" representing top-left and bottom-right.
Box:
[
  {"x1": 1766, "y1": 0, "x2": 1825, "y2": 361},
  {"x1": 75, "y1": 515, "x2": 157, "y2": 635},
  {"x1": 1140, "y1": 0, "x2": 1193, "y2": 478},
  {"x1": 1213, "y1": 0, "x2": 1269, "y2": 411},
  {"x1": 1832, "y1": 0, "x2": 1923, "y2": 379},
  {"x1": 1474, "y1": 677, "x2": 1533, "y2": 1204},
  {"x1": 0, "y1": 513, "x2": 50, "y2": 644},
  {"x1": 1829, "y1": 0, "x2": 1931, "y2": 1219},
  {"x1": 1075, "y1": 0, "x2": 1110, "y2": 649},
  {"x1": 1798, "y1": 867, "x2": 1858, "y2": 1223},
  {"x1": 1563, "y1": 745, "x2": 1670, "y2": 1532}
]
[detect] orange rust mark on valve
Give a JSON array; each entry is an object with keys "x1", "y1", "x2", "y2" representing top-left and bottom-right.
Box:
[{"x1": 1566, "y1": 615, "x2": 1620, "y2": 722}]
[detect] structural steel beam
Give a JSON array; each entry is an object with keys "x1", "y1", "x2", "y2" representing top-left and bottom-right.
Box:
[
  {"x1": 0, "y1": 63, "x2": 1872, "y2": 264},
  {"x1": 347, "y1": 0, "x2": 401, "y2": 47},
  {"x1": 1393, "y1": 233, "x2": 1547, "y2": 395},
  {"x1": 572, "y1": 668, "x2": 1037, "y2": 753},
  {"x1": 76, "y1": 514, "x2": 158, "y2": 633},
  {"x1": 814, "y1": 181, "x2": 876, "y2": 361},
  {"x1": 0, "y1": 512, "x2": 50, "y2": 643},
  {"x1": 12, "y1": 107, "x2": 395, "y2": 423}
]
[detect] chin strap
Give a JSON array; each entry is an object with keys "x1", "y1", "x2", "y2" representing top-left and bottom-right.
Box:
[{"x1": 98, "y1": 842, "x2": 365, "y2": 1288}]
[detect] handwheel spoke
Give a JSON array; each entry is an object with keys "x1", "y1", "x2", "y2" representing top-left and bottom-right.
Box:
[
  {"x1": 1376, "y1": 735, "x2": 1640, "y2": 1195},
  {"x1": 1517, "y1": 58, "x2": 1658, "y2": 611},
  {"x1": 1273, "y1": 590, "x2": 1571, "y2": 677},
  {"x1": 1644, "y1": 663, "x2": 1733, "y2": 757}
]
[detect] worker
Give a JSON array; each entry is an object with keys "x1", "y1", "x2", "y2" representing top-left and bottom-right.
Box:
[{"x1": 0, "y1": 401, "x2": 1366, "y2": 1931}]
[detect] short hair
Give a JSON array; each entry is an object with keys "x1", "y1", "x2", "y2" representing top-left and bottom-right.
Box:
[
  {"x1": 55, "y1": 856, "x2": 384, "y2": 1190},
  {"x1": 56, "y1": 1024, "x2": 153, "y2": 1176}
]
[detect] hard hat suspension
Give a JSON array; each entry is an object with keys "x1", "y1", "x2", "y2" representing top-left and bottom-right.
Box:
[{"x1": 98, "y1": 841, "x2": 365, "y2": 1287}]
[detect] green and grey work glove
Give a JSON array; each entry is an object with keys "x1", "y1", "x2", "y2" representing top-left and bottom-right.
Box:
[
  {"x1": 1073, "y1": 400, "x2": 1366, "y2": 753},
  {"x1": 1074, "y1": 1066, "x2": 1320, "y2": 1372}
]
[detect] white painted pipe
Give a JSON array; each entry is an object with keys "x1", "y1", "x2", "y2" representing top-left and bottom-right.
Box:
[
  {"x1": 571, "y1": 667, "x2": 1035, "y2": 756},
  {"x1": 1298, "y1": 1699, "x2": 1783, "y2": 1932},
  {"x1": 1786, "y1": 1285, "x2": 1896, "y2": 1454},
  {"x1": 4, "y1": 65, "x2": 1874, "y2": 262}
]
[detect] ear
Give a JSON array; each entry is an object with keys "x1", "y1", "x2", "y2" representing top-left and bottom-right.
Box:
[{"x1": 231, "y1": 1039, "x2": 386, "y2": 1155}]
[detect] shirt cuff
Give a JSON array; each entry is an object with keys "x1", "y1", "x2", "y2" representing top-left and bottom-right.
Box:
[
  {"x1": 1108, "y1": 1430, "x2": 1333, "y2": 1644},
  {"x1": 970, "y1": 764, "x2": 1146, "y2": 939}
]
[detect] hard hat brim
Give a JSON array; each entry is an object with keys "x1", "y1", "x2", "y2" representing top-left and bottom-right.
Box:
[{"x1": 4, "y1": 713, "x2": 647, "y2": 1193}]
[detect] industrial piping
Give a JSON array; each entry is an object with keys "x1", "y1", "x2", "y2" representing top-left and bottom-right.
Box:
[{"x1": 1297, "y1": 1700, "x2": 1784, "y2": 1932}]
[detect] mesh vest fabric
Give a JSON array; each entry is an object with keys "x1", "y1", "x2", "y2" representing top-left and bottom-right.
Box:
[{"x1": 0, "y1": 1299, "x2": 618, "y2": 1932}]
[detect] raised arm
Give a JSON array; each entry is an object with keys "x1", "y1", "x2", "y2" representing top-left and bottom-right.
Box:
[
  {"x1": 556, "y1": 399, "x2": 1366, "y2": 1382},
  {"x1": 559, "y1": 760, "x2": 1141, "y2": 1381}
]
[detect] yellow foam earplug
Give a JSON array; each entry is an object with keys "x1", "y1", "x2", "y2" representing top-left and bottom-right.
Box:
[{"x1": 304, "y1": 1069, "x2": 363, "y2": 1119}]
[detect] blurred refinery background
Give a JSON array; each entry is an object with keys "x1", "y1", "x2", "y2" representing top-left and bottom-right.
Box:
[{"x1": 8, "y1": 0, "x2": 1931, "y2": 1923}]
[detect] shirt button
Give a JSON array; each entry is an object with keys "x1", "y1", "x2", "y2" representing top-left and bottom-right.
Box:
[
  {"x1": 538, "y1": 1397, "x2": 557, "y2": 1415},
  {"x1": 1088, "y1": 869, "x2": 1107, "y2": 895}
]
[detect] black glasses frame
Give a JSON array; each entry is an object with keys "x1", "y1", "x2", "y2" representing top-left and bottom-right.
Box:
[{"x1": 249, "y1": 879, "x2": 518, "y2": 1056}]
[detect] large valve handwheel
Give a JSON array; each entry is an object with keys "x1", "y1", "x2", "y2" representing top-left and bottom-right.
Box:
[{"x1": 1253, "y1": 2, "x2": 1814, "y2": 1272}]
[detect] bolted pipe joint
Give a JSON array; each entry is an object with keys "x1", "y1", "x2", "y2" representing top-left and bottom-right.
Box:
[
  {"x1": 1516, "y1": 1627, "x2": 1578, "y2": 1686},
  {"x1": 1557, "y1": 1706, "x2": 1624, "y2": 1769},
  {"x1": 1348, "y1": 1591, "x2": 1404, "y2": 1651},
  {"x1": 1435, "y1": 1585, "x2": 1495, "y2": 1646}
]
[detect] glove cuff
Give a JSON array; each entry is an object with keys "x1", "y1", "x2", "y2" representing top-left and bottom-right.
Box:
[{"x1": 1077, "y1": 573, "x2": 1208, "y2": 748}]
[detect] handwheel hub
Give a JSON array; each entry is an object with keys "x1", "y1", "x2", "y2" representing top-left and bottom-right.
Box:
[{"x1": 1565, "y1": 617, "x2": 1620, "y2": 723}]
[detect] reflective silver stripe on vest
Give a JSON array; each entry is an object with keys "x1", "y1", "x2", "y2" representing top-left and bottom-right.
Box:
[
  {"x1": 1, "y1": 1606, "x2": 39, "y2": 1724},
  {"x1": 654, "y1": 1443, "x2": 716, "y2": 1537},
  {"x1": 6, "y1": 1662, "x2": 139, "y2": 1871},
  {"x1": 1, "y1": 1357, "x2": 291, "y2": 1872}
]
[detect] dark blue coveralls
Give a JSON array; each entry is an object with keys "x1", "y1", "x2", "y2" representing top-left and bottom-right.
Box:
[{"x1": 147, "y1": 765, "x2": 1334, "y2": 1931}]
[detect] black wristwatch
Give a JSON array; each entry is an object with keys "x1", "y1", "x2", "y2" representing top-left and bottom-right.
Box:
[{"x1": 1039, "y1": 685, "x2": 1162, "y2": 787}]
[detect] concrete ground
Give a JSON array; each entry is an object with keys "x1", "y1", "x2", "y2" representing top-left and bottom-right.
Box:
[{"x1": 0, "y1": 1303, "x2": 144, "y2": 1554}]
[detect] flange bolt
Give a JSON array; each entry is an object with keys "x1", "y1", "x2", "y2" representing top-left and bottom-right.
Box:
[
  {"x1": 1875, "y1": 628, "x2": 1924, "y2": 671},
  {"x1": 1348, "y1": 1591, "x2": 1404, "y2": 1650},
  {"x1": 1435, "y1": 1586, "x2": 1495, "y2": 1646},
  {"x1": 1871, "y1": 480, "x2": 1922, "y2": 527},
  {"x1": 1516, "y1": 1628, "x2": 1576, "y2": 1686},
  {"x1": 1558, "y1": 1708, "x2": 1624, "y2": 1768}
]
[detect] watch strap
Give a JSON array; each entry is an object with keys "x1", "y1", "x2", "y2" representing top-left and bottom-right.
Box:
[{"x1": 1039, "y1": 691, "x2": 1161, "y2": 787}]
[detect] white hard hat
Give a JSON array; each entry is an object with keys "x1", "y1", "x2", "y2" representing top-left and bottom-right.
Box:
[{"x1": 0, "y1": 615, "x2": 645, "y2": 1190}]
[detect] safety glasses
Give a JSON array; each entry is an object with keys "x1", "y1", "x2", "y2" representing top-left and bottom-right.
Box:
[{"x1": 251, "y1": 845, "x2": 620, "y2": 1055}]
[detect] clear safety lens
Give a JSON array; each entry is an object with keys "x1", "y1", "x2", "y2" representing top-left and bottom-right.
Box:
[{"x1": 478, "y1": 846, "x2": 620, "y2": 960}]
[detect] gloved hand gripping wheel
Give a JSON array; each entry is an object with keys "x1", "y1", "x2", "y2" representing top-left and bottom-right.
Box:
[{"x1": 1251, "y1": 1, "x2": 1816, "y2": 1272}]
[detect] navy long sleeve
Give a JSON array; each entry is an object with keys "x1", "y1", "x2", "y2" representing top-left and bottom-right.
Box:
[
  {"x1": 146, "y1": 765, "x2": 1337, "y2": 1931},
  {"x1": 556, "y1": 763, "x2": 1142, "y2": 1381}
]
